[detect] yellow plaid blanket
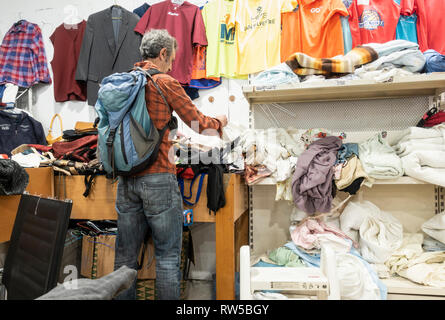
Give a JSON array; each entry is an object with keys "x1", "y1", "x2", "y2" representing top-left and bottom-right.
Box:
[{"x1": 285, "y1": 46, "x2": 379, "y2": 76}]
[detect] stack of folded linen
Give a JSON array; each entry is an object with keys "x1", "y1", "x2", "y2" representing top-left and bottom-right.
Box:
[
  {"x1": 358, "y1": 132, "x2": 404, "y2": 180},
  {"x1": 391, "y1": 124, "x2": 445, "y2": 187}
]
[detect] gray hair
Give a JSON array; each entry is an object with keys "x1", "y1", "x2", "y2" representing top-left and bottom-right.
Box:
[{"x1": 139, "y1": 29, "x2": 177, "y2": 60}]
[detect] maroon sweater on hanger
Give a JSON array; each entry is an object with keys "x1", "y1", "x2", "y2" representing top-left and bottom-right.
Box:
[{"x1": 50, "y1": 21, "x2": 87, "y2": 102}]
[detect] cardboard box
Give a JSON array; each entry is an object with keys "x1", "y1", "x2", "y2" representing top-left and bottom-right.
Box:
[
  {"x1": 55, "y1": 175, "x2": 117, "y2": 220},
  {"x1": 80, "y1": 234, "x2": 156, "y2": 280}
]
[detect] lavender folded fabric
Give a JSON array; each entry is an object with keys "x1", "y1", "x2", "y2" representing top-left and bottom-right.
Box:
[{"x1": 292, "y1": 136, "x2": 342, "y2": 214}]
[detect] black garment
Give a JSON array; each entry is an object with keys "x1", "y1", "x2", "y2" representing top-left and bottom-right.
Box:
[
  {"x1": 0, "y1": 159, "x2": 29, "y2": 195},
  {"x1": 62, "y1": 129, "x2": 98, "y2": 141},
  {"x1": 183, "y1": 86, "x2": 200, "y2": 100},
  {"x1": 207, "y1": 164, "x2": 226, "y2": 214},
  {"x1": 0, "y1": 110, "x2": 46, "y2": 156},
  {"x1": 340, "y1": 177, "x2": 365, "y2": 195},
  {"x1": 175, "y1": 138, "x2": 240, "y2": 214},
  {"x1": 133, "y1": 3, "x2": 150, "y2": 18}
]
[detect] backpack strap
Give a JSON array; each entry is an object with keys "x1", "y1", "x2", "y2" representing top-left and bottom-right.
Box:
[
  {"x1": 131, "y1": 67, "x2": 179, "y2": 169},
  {"x1": 135, "y1": 67, "x2": 178, "y2": 130}
]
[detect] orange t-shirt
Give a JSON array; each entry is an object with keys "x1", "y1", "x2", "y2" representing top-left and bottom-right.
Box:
[
  {"x1": 191, "y1": 45, "x2": 220, "y2": 82},
  {"x1": 281, "y1": 0, "x2": 349, "y2": 61}
]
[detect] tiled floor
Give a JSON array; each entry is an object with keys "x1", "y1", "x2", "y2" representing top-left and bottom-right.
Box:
[{"x1": 184, "y1": 280, "x2": 214, "y2": 300}]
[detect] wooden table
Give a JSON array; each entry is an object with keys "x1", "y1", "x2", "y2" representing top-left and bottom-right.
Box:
[{"x1": 54, "y1": 172, "x2": 249, "y2": 300}]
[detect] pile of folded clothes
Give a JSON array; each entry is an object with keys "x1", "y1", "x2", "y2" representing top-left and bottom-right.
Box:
[
  {"x1": 391, "y1": 124, "x2": 445, "y2": 187},
  {"x1": 10, "y1": 120, "x2": 104, "y2": 177},
  {"x1": 252, "y1": 40, "x2": 428, "y2": 86}
]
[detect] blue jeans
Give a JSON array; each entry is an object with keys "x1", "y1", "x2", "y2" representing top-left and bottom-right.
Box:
[{"x1": 113, "y1": 173, "x2": 183, "y2": 300}]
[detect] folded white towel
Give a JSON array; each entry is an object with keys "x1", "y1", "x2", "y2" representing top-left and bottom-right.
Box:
[
  {"x1": 391, "y1": 124, "x2": 445, "y2": 146},
  {"x1": 402, "y1": 151, "x2": 445, "y2": 187},
  {"x1": 394, "y1": 140, "x2": 445, "y2": 157}
]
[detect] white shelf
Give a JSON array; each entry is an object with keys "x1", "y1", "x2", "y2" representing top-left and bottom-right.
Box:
[
  {"x1": 383, "y1": 276, "x2": 445, "y2": 297},
  {"x1": 251, "y1": 176, "x2": 430, "y2": 186},
  {"x1": 243, "y1": 73, "x2": 445, "y2": 104}
]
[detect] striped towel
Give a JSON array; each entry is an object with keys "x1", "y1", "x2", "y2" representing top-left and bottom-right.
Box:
[{"x1": 285, "y1": 46, "x2": 379, "y2": 76}]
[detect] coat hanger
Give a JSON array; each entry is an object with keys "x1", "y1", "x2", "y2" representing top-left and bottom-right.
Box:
[
  {"x1": 14, "y1": 12, "x2": 24, "y2": 26},
  {"x1": 0, "y1": 102, "x2": 18, "y2": 114},
  {"x1": 112, "y1": 0, "x2": 122, "y2": 9},
  {"x1": 111, "y1": 1, "x2": 123, "y2": 19},
  {"x1": 63, "y1": 5, "x2": 82, "y2": 27}
]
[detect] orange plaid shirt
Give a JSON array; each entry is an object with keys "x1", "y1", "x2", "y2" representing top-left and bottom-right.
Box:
[{"x1": 134, "y1": 61, "x2": 222, "y2": 176}]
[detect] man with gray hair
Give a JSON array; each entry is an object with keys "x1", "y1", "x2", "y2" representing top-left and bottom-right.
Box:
[{"x1": 113, "y1": 29, "x2": 227, "y2": 300}]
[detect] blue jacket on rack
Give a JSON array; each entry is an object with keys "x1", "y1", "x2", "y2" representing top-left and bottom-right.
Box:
[{"x1": 0, "y1": 110, "x2": 46, "y2": 156}]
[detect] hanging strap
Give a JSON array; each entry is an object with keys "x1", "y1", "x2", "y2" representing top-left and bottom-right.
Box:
[
  {"x1": 133, "y1": 67, "x2": 178, "y2": 169},
  {"x1": 48, "y1": 113, "x2": 63, "y2": 135},
  {"x1": 178, "y1": 173, "x2": 207, "y2": 207},
  {"x1": 83, "y1": 174, "x2": 97, "y2": 198},
  {"x1": 135, "y1": 67, "x2": 178, "y2": 131}
]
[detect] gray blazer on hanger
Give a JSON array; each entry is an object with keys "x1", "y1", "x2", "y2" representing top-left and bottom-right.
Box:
[{"x1": 75, "y1": 6, "x2": 142, "y2": 106}]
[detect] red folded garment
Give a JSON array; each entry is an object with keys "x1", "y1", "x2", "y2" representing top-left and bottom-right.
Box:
[
  {"x1": 176, "y1": 167, "x2": 196, "y2": 180},
  {"x1": 51, "y1": 135, "x2": 97, "y2": 162},
  {"x1": 27, "y1": 144, "x2": 52, "y2": 152},
  {"x1": 425, "y1": 111, "x2": 445, "y2": 127}
]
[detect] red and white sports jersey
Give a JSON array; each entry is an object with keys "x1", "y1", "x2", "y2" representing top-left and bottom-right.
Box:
[{"x1": 348, "y1": 0, "x2": 409, "y2": 47}]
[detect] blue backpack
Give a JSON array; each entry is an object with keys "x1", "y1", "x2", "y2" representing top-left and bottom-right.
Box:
[{"x1": 95, "y1": 67, "x2": 177, "y2": 177}]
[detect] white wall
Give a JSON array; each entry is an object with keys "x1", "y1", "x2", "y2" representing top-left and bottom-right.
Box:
[
  {"x1": 0, "y1": 0, "x2": 250, "y2": 280},
  {"x1": 0, "y1": 0, "x2": 250, "y2": 136}
]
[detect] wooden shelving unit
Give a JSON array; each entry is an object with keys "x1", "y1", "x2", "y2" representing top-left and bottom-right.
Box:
[
  {"x1": 383, "y1": 276, "x2": 445, "y2": 299},
  {"x1": 251, "y1": 176, "x2": 429, "y2": 186},
  {"x1": 243, "y1": 73, "x2": 445, "y2": 104},
  {"x1": 244, "y1": 73, "x2": 445, "y2": 300}
]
